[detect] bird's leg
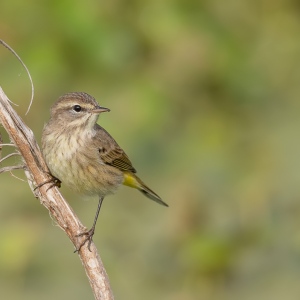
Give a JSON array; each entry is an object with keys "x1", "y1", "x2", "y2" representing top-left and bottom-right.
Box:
[
  {"x1": 75, "y1": 196, "x2": 104, "y2": 252},
  {"x1": 34, "y1": 172, "x2": 61, "y2": 192}
]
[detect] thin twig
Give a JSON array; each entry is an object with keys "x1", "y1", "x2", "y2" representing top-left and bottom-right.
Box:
[
  {"x1": 0, "y1": 164, "x2": 25, "y2": 174},
  {"x1": 0, "y1": 152, "x2": 20, "y2": 164},
  {"x1": 0, "y1": 39, "x2": 34, "y2": 114},
  {"x1": 9, "y1": 170, "x2": 26, "y2": 182}
]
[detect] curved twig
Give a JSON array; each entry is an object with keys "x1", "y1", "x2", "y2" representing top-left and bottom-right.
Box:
[
  {"x1": 0, "y1": 152, "x2": 20, "y2": 164},
  {"x1": 0, "y1": 39, "x2": 34, "y2": 114}
]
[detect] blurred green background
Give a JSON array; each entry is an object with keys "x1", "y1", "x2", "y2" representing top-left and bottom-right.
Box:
[{"x1": 1, "y1": 0, "x2": 300, "y2": 299}]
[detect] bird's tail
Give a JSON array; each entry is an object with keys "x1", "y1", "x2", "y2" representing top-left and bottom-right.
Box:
[{"x1": 123, "y1": 172, "x2": 168, "y2": 207}]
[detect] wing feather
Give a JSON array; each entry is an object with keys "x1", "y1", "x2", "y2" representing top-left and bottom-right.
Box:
[
  {"x1": 94, "y1": 125, "x2": 137, "y2": 173},
  {"x1": 100, "y1": 147, "x2": 136, "y2": 173}
]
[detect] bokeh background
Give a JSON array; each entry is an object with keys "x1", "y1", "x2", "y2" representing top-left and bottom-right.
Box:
[{"x1": 1, "y1": 0, "x2": 300, "y2": 299}]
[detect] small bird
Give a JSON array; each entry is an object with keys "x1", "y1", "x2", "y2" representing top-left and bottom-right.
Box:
[{"x1": 42, "y1": 92, "x2": 168, "y2": 251}]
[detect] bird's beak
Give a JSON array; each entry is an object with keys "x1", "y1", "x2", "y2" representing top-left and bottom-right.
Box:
[{"x1": 92, "y1": 106, "x2": 110, "y2": 114}]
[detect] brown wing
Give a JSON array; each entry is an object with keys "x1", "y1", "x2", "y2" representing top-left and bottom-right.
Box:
[
  {"x1": 99, "y1": 147, "x2": 136, "y2": 173},
  {"x1": 94, "y1": 125, "x2": 137, "y2": 173}
]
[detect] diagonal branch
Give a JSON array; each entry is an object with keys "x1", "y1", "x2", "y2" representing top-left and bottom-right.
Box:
[{"x1": 0, "y1": 87, "x2": 114, "y2": 300}]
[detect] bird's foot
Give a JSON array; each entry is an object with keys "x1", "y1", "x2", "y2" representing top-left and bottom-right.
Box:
[
  {"x1": 74, "y1": 227, "x2": 95, "y2": 253},
  {"x1": 34, "y1": 172, "x2": 61, "y2": 192}
]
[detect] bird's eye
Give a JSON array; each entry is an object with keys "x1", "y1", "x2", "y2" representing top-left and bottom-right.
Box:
[{"x1": 73, "y1": 105, "x2": 82, "y2": 112}]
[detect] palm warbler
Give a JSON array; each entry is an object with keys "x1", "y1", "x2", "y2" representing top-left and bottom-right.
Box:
[{"x1": 42, "y1": 92, "x2": 167, "y2": 250}]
